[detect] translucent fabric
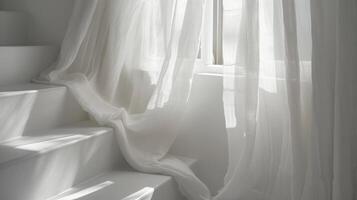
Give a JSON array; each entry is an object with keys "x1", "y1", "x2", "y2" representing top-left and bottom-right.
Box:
[
  {"x1": 36, "y1": 0, "x2": 210, "y2": 199},
  {"x1": 35, "y1": 0, "x2": 357, "y2": 199},
  {"x1": 214, "y1": 0, "x2": 357, "y2": 199}
]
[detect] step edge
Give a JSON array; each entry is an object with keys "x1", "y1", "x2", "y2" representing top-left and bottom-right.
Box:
[
  {"x1": 0, "y1": 127, "x2": 113, "y2": 170},
  {"x1": 48, "y1": 156, "x2": 197, "y2": 200},
  {"x1": 0, "y1": 90, "x2": 37, "y2": 97},
  {"x1": 48, "y1": 170, "x2": 172, "y2": 200},
  {"x1": 0, "y1": 83, "x2": 66, "y2": 93}
]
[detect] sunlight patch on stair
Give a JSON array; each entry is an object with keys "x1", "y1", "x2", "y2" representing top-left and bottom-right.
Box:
[
  {"x1": 122, "y1": 187, "x2": 155, "y2": 200},
  {"x1": 6, "y1": 135, "x2": 90, "y2": 152}
]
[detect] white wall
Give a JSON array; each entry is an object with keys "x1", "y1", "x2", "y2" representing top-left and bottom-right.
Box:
[{"x1": 0, "y1": 0, "x2": 74, "y2": 46}]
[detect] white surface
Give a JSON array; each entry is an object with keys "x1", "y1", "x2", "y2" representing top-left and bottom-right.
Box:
[
  {"x1": 0, "y1": 11, "x2": 28, "y2": 45},
  {"x1": 0, "y1": 121, "x2": 122, "y2": 200},
  {"x1": 50, "y1": 158, "x2": 197, "y2": 200},
  {"x1": 50, "y1": 171, "x2": 172, "y2": 200},
  {"x1": 0, "y1": 0, "x2": 74, "y2": 46},
  {"x1": 0, "y1": 83, "x2": 88, "y2": 133},
  {"x1": 0, "y1": 90, "x2": 37, "y2": 142},
  {"x1": 0, "y1": 46, "x2": 58, "y2": 85},
  {"x1": 121, "y1": 187, "x2": 154, "y2": 200}
]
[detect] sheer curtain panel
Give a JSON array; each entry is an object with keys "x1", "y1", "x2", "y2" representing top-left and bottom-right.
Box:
[
  {"x1": 37, "y1": 0, "x2": 210, "y2": 199},
  {"x1": 35, "y1": 0, "x2": 357, "y2": 199}
]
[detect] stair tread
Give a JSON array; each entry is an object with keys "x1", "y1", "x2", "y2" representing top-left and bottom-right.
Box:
[
  {"x1": 50, "y1": 157, "x2": 196, "y2": 200},
  {"x1": 0, "y1": 121, "x2": 112, "y2": 167},
  {"x1": 52, "y1": 171, "x2": 170, "y2": 200},
  {"x1": 0, "y1": 83, "x2": 64, "y2": 92}
]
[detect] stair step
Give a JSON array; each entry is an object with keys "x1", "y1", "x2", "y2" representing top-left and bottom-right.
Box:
[
  {"x1": 0, "y1": 45, "x2": 58, "y2": 85},
  {"x1": 0, "y1": 11, "x2": 28, "y2": 45},
  {"x1": 49, "y1": 158, "x2": 196, "y2": 200},
  {"x1": 0, "y1": 121, "x2": 123, "y2": 200},
  {"x1": 49, "y1": 171, "x2": 179, "y2": 200},
  {"x1": 0, "y1": 83, "x2": 88, "y2": 134},
  {"x1": 0, "y1": 89, "x2": 37, "y2": 142},
  {"x1": 53, "y1": 184, "x2": 154, "y2": 200}
]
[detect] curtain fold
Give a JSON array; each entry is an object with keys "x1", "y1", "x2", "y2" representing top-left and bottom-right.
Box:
[
  {"x1": 35, "y1": 0, "x2": 357, "y2": 199},
  {"x1": 36, "y1": 0, "x2": 210, "y2": 200},
  {"x1": 215, "y1": 0, "x2": 357, "y2": 200}
]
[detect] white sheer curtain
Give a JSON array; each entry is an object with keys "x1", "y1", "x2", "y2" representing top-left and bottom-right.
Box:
[
  {"x1": 36, "y1": 0, "x2": 210, "y2": 199},
  {"x1": 215, "y1": 0, "x2": 357, "y2": 199},
  {"x1": 35, "y1": 0, "x2": 357, "y2": 199}
]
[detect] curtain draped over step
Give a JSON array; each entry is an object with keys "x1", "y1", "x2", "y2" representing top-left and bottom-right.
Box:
[
  {"x1": 36, "y1": 0, "x2": 357, "y2": 199},
  {"x1": 38, "y1": 0, "x2": 210, "y2": 199}
]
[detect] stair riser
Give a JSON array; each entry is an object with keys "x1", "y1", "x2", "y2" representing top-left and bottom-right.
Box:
[
  {"x1": 0, "y1": 11, "x2": 28, "y2": 45},
  {"x1": 0, "y1": 131, "x2": 120, "y2": 200},
  {"x1": 153, "y1": 179, "x2": 185, "y2": 200},
  {"x1": 24, "y1": 87, "x2": 88, "y2": 134},
  {"x1": 0, "y1": 46, "x2": 58, "y2": 86},
  {"x1": 0, "y1": 91, "x2": 37, "y2": 142}
]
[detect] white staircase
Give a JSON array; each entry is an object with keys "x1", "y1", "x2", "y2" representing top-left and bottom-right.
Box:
[{"x1": 0, "y1": 7, "x2": 192, "y2": 200}]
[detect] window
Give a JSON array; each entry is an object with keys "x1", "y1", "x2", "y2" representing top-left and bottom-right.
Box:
[{"x1": 210, "y1": 0, "x2": 242, "y2": 65}]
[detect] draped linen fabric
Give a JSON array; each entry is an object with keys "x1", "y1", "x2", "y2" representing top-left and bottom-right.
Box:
[
  {"x1": 37, "y1": 0, "x2": 210, "y2": 199},
  {"x1": 35, "y1": 0, "x2": 357, "y2": 199},
  {"x1": 214, "y1": 0, "x2": 357, "y2": 199}
]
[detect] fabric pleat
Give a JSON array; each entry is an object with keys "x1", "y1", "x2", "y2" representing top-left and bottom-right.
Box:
[{"x1": 35, "y1": 0, "x2": 357, "y2": 199}]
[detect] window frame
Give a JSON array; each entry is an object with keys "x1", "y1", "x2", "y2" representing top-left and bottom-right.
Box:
[{"x1": 213, "y1": 0, "x2": 224, "y2": 65}]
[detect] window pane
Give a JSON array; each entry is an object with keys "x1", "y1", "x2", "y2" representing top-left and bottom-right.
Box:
[
  {"x1": 222, "y1": 0, "x2": 242, "y2": 65},
  {"x1": 223, "y1": 0, "x2": 241, "y2": 10}
]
